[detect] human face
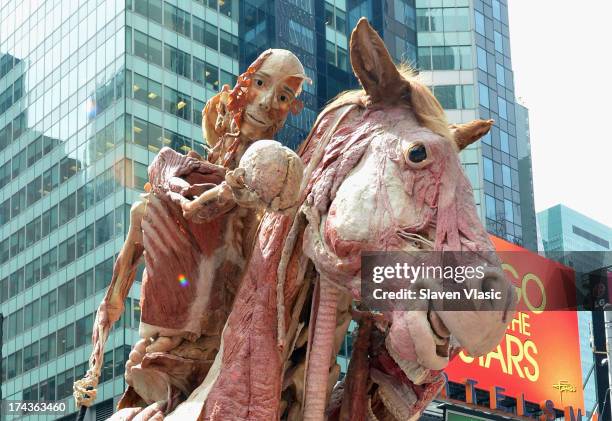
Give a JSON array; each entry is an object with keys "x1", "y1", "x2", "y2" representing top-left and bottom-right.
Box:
[{"x1": 240, "y1": 54, "x2": 304, "y2": 141}]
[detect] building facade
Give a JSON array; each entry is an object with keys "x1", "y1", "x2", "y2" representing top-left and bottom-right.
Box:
[
  {"x1": 538, "y1": 204, "x2": 612, "y2": 420},
  {"x1": 0, "y1": 0, "x2": 419, "y2": 419},
  {"x1": 416, "y1": 0, "x2": 536, "y2": 249},
  {"x1": 0, "y1": 0, "x2": 242, "y2": 419}
]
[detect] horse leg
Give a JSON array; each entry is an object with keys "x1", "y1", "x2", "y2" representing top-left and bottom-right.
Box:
[{"x1": 303, "y1": 279, "x2": 340, "y2": 421}]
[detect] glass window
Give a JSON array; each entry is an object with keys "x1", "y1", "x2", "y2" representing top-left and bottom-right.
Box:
[
  {"x1": 77, "y1": 182, "x2": 95, "y2": 214},
  {"x1": 58, "y1": 235, "x2": 76, "y2": 268},
  {"x1": 474, "y1": 10, "x2": 485, "y2": 35},
  {"x1": 0, "y1": 161, "x2": 9, "y2": 186},
  {"x1": 26, "y1": 216, "x2": 42, "y2": 247},
  {"x1": 10, "y1": 228, "x2": 25, "y2": 256},
  {"x1": 135, "y1": 0, "x2": 162, "y2": 23},
  {"x1": 287, "y1": 20, "x2": 314, "y2": 54},
  {"x1": 134, "y1": 161, "x2": 149, "y2": 191},
  {"x1": 0, "y1": 123, "x2": 11, "y2": 151},
  {"x1": 494, "y1": 31, "x2": 503, "y2": 53},
  {"x1": 57, "y1": 323, "x2": 75, "y2": 356},
  {"x1": 39, "y1": 333, "x2": 56, "y2": 364},
  {"x1": 56, "y1": 368, "x2": 74, "y2": 399},
  {"x1": 477, "y1": 47, "x2": 487, "y2": 71},
  {"x1": 205, "y1": 62, "x2": 219, "y2": 90},
  {"x1": 0, "y1": 239, "x2": 8, "y2": 265},
  {"x1": 77, "y1": 224, "x2": 95, "y2": 258},
  {"x1": 485, "y1": 194, "x2": 496, "y2": 220},
  {"x1": 95, "y1": 257, "x2": 114, "y2": 292},
  {"x1": 27, "y1": 176, "x2": 42, "y2": 206},
  {"x1": 164, "y1": 44, "x2": 191, "y2": 78},
  {"x1": 24, "y1": 257, "x2": 41, "y2": 289},
  {"x1": 95, "y1": 212, "x2": 114, "y2": 246},
  {"x1": 23, "y1": 342, "x2": 38, "y2": 372},
  {"x1": 164, "y1": 2, "x2": 191, "y2": 37},
  {"x1": 496, "y1": 63, "x2": 505, "y2": 87},
  {"x1": 43, "y1": 164, "x2": 59, "y2": 194},
  {"x1": 7, "y1": 350, "x2": 22, "y2": 379},
  {"x1": 41, "y1": 205, "x2": 59, "y2": 237},
  {"x1": 336, "y1": 8, "x2": 346, "y2": 32},
  {"x1": 12, "y1": 112, "x2": 26, "y2": 140},
  {"x1": 41, "y1": 289, "x2": 58, "y2": 319},
  {"x1": 24, "y1": 300, "x2": 40, "y2": 329},
  {"x1": 324, "y1": 2, "x2": 334, "y2": 27},
  {"x1": 504, "y1": 199, "x2": 514, "y2": 223},
  {"x1": 27, "y1": 136, "x2": 43, "y2": 167},
  {"x1": 204, "y1": 22, "x2": 218, "y2": 50},
  {"x1": 58, "y1": 280, "x2": 75, "y2": 311},
  {"x1": 418, "y1": 47, "x2": 431, "y2": 70},
  {"x1": 493, "y1": 0, "x2": 501, "y2": 20},
  {"x1": 478, "y1": 83, "x2": 489, "y2": 108},
  {"x1": 40, "y1": 247, "x2": 57, "y2": 279},
  {"x1": 12, "y1": 148, "x2": 26, "y2": 178},
  {"x1": 60, "y1": 156, "x2": 80, "y2": 183},
  {"x1": 500, "y1": 131, "x2": 509, "y2": 153},
  {"x1": 164, "y1": 86, "x2": 191, "y2": 121},
  {"x1": 134, "y1": 30, "x2": 162, "y2": 66},
  {"x1": 132, "y1": 73, "x2": 149, "y2": 103},
  {"x1": 219, "y1": 0, "x2": 237, "y2": 17},
  {"x1": 193, "y1": 57, "x2": 206, "y2": 86},
  {"x1": 0, "y1": 199, "x2": 9, "y2": 227},
  {"x1": 166, "y1": 129, "x2": 192, "y2": 154},
  {"x1": 10, "y1": 187, "x2": 25, "y2": 218},
  {"x1": 498, "y1": 97, "x2": 507, "y2": 119},
  {"x1": 434, "y1": 85, "x2": 460, "y2": 109},
  {"x1": 326, "y1": 41, "x2": 335, "y2": 65},
  {"x1": 60, "y1": 193, "x2": 76, "y2": 225},
  {"x1": 40, "y1": 378, "x2": 56, "y2": 401},
  {"x1": 483, "y1": 157, "x2": 494, "y2": 182},
  {"x1": 76, "y1": 269, "x2": 94, "y2": 302},
  {"x1": 133, "y1": 117, "x2": 148, "y2": 147},
  {"x1": 502, "y1": 164, "x2": 512, "y2": 187},
  {"x1": 462, "y1": 85, "x2": 474, "y2": 108},
  {"x1": 220, "y1": 71, "x2": 236, "y2": 90},
  {"x1": 76, "y1": 314, "x2": 94, "y2": 348},
  {"x1": 219, "y1": 30, "x2": 239, "y2": 59}
]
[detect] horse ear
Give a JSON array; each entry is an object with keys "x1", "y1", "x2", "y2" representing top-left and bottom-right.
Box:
[
  {"x1": 350, "y1": 18, "x2": 405, "y2": 103},
  {"x1": 449, "y1": 119, "x2": 494, "y2": 151}
]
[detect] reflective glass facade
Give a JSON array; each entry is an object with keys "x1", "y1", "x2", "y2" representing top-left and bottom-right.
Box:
[
  {"x1": 0, "y1": 0, "x2": 240, "y2": 419},
  {"x1": 416, "y1": 0, "x2": 534, "y2": 248},
  {"x1": 1, "y1": 0, "x2": 417, "y2": 417},
  {"x1": 538, "y1": 205, "x2": 612, "y2": 419}
]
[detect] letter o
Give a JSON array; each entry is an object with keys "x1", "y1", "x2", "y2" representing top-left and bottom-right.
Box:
[{"x1": 521, "y1": 273, "x2": 546, "y2": 314}]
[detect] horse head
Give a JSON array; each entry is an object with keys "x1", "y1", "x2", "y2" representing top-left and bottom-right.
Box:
[{"x1": 300, "y1": 18, "x2": 516, "y2": 420}]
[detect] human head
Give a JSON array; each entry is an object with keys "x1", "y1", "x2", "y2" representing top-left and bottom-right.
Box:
[{"x1": 229, "y1": 49, "x2": 310, "y2": 141}]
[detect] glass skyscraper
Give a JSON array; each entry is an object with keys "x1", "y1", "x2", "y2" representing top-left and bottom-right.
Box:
[
  {"x1": 538, "y1": 204, "x2": 612, "y2": 419},
  {"x1": 0, "y1": 0, "x2": 418, "y2": 419},
  {"x1": 0, "y1": 0, "x2": 242, "y2": 419},
  {"x1": 416, "y1": 0, "x2": 536, "y2": 249}
]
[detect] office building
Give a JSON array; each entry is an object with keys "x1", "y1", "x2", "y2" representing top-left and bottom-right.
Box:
[
  {"x1": 416, "y1": 0, "x2": 536, "y2": 248},
  {"x1": 538, "y1": 204, "x2": 612, "y2": 420},
  {"x1": 0, "y1": 0, "x2": 419, "y2": 419},
  {"x1": 0, "y1": 0, "x2": 242, "y2": 419}
]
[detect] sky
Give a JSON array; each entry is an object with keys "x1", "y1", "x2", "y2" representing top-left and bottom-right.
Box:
[{"x1": 506, "y1": 1, "x2": 612, "y2": 228}]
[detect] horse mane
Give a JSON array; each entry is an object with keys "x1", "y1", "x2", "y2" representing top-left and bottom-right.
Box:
[{"x1": 303, "y1": 64, "x2": 452, "y2": 149}]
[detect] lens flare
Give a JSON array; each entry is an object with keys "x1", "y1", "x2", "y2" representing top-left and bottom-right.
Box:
[{"x1": 178, "y1": 274, "x2": 189, "y2": 287}]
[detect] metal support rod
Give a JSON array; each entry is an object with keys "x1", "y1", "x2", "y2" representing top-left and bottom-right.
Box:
[{"x1": 604, "y1": 307, "x2": 612, "y2": 421}]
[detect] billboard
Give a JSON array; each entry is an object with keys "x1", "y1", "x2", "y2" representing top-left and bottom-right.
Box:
[{"x1": 445, "y1": 236, "x2": 585, "y2": 412}]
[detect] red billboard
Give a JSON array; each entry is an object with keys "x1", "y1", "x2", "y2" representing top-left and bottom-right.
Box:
[{"x1": 445, "y1": 236, "x2": 584, "y2": 412}]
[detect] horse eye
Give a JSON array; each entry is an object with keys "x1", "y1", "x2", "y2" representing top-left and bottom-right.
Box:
[
  {"x1": 256, "y1": 79, "x2": 264, "y2": 86},
  {"x1": 279, "y1": 95, "x2": 287, "y2": 102},
  {"x1": 407, "y1": 143, "x2": 427, "y2": 163}
]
